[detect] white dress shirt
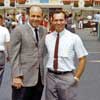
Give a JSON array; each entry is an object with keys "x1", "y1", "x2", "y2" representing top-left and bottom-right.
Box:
[
  {"x1": 0, "y1": 26, "x2": 10, "y2": 51},
  {"x1": 45, "y1": 29, "x2": 88, "y2": 71}
]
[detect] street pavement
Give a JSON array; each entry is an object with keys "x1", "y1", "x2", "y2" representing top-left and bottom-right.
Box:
[
  {"x1": 0, "y1": 28, "x2": 100, "y2": 100},
  {"x1": 76, "y1": 28, "x2": 100, "y2": 100},
  {"x1": 0, "y1": 63, "x2": 11, "y2": 100}
]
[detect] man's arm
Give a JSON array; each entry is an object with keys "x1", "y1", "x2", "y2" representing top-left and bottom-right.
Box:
[
  {"x1": 5, "y1": 41, "x2": 10, "y2": 61},
  {"x1": 4, "y1": 27, "x2": 10, "y2": 62},
  {"x1": 74, "y1": 56, "x2": 87, "y2": 81},
  {"x1": 10, "y1": 27, "x2": 24, "y2": 89}
]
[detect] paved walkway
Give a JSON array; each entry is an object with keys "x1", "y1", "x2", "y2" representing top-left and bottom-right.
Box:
[
  {"x1": 76, "y1": 28, "x2": 98, "y2": 40},
  {"x1": 75, "y1": 28, "x2": 100, "y2": 52},
  {"x1": 76, "y1": 28, "x2": 100, "y2": 100}
]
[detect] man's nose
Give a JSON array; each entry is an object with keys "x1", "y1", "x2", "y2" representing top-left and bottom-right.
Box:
[{"x1": 57, "y1": 20, "x2": 61, "y2": 24}]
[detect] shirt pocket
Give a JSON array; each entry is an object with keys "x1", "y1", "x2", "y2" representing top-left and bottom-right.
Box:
[{"x1": 58, "y1": 42, "x2": 74, "y2": 58}]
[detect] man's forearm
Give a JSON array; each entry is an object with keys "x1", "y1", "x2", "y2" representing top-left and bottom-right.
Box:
[{"x1": 74, "y1": 56, "x2": 87, "y2": 80}]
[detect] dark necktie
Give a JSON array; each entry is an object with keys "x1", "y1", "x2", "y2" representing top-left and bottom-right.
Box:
[
  {"x1": 34, "y1": 28, "x2": 39, "y2": 46},
  {"x1": 53, "y1": 33, "x2": 59, "y2": 71}
]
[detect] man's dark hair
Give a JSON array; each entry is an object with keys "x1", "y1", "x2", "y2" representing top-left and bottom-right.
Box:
[{"x1": 52, "y1": 9, "x2": 67, "y2": 19}]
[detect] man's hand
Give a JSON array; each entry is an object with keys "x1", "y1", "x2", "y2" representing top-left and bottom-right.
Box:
[
  {"x1": 71, "y1": 77, "x2": 79, "y2": 87},
  {"x1": 6, "y1": 56, "x2": 10, "y2": 62},
  {"x1": 12, "y1": 77, "x2": 24, "y2": 89}
]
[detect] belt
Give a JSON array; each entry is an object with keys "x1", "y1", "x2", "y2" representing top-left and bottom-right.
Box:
[
  {"x1": 48, "y1": 68, "x2": 73, "y2": 75},
  {"x1": 0, "y1": 51, "x2": 4, "y2": 53}
]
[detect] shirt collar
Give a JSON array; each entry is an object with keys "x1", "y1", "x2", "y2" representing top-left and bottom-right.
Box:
[
  {"x1": 53, "y1": 29, "x2": 65, "y2": 37},
  {"x1": 27, "y1": 21, "x2": 39, "y2": 31}
]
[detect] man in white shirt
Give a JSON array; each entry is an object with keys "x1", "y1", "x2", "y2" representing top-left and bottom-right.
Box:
[
  {"x1": 0, "y1": 15, "x2": 10, "y2": 86},
  {"x1": 44, "y1": 9, "x2": 88, "y2": 100}
]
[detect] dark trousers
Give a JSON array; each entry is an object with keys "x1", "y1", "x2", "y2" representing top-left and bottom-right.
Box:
[{"x1": 12, "y1": 70, "x2": 43, "y2": 100}]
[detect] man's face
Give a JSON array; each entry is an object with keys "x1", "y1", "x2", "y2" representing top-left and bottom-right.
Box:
[
  {"x1": 0, "y1": 18, "x2": 3, "y2": 26},
  {"x1": 29, "y1": 7, "x2": 43, "y2": 27},
  {"x1": 52, "y1": 12, "x2": 66, "y2": 32}
]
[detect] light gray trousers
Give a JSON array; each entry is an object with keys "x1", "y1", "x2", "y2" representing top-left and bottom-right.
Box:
[{"x1": 45, "y1": 71, "x2": 77, "y2": 100}]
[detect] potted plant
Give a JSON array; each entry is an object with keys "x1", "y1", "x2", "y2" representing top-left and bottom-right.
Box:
[
  {"x1": 16, "y1": 0, "x2": 26, "y2": 4},
  {"x1": 0, "y1": 0, "x2": 4, "y2": 6},
  {"x1": 62, "y1": 0, "x2": 71, "y2": 5},
  {"x1": 10, "y1": 0, "x2": 15, "y2": 6}
]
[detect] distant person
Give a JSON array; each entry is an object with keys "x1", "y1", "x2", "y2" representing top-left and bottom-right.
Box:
[
  {"x1": 44, "y1": 9, "x2": 88, "y2": 100},
  {"x1": 5, "y1": 13, "x2": 12, "y2": 31},
  {"x1": 94, "y1": 12, "x2": 100, "y2": 21},
  {"x1": 16, "y1": 11, "x2": 27, "y2": 25},
  {"x1": 65, "y1": 12, "x2": 76, "y2": 33},
  {"x1": 10, "y1": 6, "x2": 47, "y2": 100},
  {"x1": 93, "y1": 12, "x2": 100, "y2": 32},
  {"x1": 78, "y1": 15, "x2": 83, "y2": 29},
  {"x1": 0, "y1": 15, "x2": 10, "y2": 86}
]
